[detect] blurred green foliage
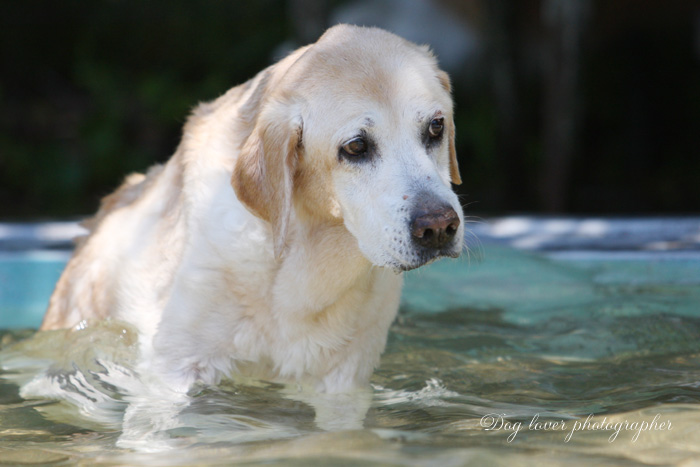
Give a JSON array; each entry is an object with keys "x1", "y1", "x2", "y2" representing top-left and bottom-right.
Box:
[
  {"x1": 1, "y1": 0, "x2": 288, "y2": 218},
  {"x1": 1, "y1": 1, "x2": 699, "y2": 218}
]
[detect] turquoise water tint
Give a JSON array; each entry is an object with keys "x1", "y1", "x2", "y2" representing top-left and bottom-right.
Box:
[
  {"x1": 1, "y1": 245, "x2": 700, "y2": 465},
  {"x1": 0, "y1": 252, "x2": 68, "y2": 329}
]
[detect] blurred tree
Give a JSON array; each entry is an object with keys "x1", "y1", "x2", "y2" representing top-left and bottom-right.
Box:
[
  {"x1": 441, "y1": 0, "x2": 699, "y2": 213},
  {"x1": 540, "y1": 0, "x2": 590, "y2": 212}
]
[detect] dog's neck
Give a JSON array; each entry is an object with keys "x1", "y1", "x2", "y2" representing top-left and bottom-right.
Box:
[{"x1": 272, "y1": 218, "x2": 376, "y2": 319}]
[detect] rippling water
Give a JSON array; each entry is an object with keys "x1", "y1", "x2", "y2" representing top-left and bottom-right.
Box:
[{"x1": 1, "y1": 245, "x2": 700, "y2": 465}]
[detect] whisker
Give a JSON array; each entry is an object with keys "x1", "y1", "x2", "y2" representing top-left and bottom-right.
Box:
[{"x1": 463, "y1": 229, "x2": 485, "y2": 265}]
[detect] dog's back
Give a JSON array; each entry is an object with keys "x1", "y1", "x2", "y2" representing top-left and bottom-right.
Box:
[{"x1": 41, "y1": 162, "x2": 176, "y2": 331}]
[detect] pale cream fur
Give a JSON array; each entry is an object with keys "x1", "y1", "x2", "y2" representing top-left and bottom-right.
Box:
[{"x1": 41, "y1": 25, "x2": 464, "y2": 394}]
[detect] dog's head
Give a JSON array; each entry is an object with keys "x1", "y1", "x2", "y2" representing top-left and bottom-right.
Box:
[{"x1": 232, "y1": 25, "x2": 464, "y2": 271}]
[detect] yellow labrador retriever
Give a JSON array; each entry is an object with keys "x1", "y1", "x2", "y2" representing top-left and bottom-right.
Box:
[{"x1": 41, "y1": 25, "x2": 464, "y2": 394}]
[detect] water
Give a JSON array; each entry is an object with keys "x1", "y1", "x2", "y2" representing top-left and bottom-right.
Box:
[{"x1": 1, "y1": 245, "x2": 700, "y2": 465}]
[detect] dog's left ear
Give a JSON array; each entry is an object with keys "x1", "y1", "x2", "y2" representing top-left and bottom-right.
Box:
[
  {"x1": 437, "y1": 71, "x2": 462, "y2": 185},
  {"x1": 232, "y1": 102, "x2": 302, "y2": 260}
]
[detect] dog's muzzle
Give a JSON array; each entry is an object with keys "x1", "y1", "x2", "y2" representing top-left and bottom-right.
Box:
[
  {"x1": 410, "y1": 205, "x2": 460, "y2": 250},
  {"x1": 402, "y1": 194, "x2": 461, "y2": 270}
]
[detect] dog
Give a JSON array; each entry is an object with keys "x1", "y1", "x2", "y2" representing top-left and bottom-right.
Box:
[{"x1": 41, "y1": 24, "x2": 464, "y2": 395}]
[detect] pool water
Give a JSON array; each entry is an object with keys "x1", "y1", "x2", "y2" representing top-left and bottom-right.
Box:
[{"x1": 1, "y1": 243, "x2": 700, "y2": 465}]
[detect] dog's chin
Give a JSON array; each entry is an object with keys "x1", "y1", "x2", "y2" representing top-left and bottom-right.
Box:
[{"x1": 385, "y1": 245, "x2": 463, "y2": 273}]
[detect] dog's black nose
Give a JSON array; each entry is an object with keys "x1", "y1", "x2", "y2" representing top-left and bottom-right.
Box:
[{"x1": 410, "y1": 205, "x2": 460, "y2": 249}]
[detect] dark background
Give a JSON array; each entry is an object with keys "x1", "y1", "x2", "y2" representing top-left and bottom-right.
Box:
[{"x1": 1, "y1": 0, "x2": 698, "y2": 219}]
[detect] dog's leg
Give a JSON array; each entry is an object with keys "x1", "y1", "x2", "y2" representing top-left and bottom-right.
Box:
[{"x1": 287, "y1": 388, "x2": 373, "y2": 431}]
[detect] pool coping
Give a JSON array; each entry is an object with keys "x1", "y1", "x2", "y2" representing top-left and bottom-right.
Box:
[{"x1": 1, "y1": 217, "x2": 699, "y2": 253}]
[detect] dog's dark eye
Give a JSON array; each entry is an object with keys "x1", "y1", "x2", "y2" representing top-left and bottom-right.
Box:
[
  {"x1": 428, "y1": 118, "x2": 444, "y2": 138},
  {"x1": 342, "y1": 137, "x2": 367, "y2": 157}
]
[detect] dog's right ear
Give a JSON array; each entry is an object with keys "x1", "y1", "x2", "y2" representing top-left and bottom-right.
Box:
[
  {"x1": 436, "y1": 70, "x2": 462, "y2": 186},
  {"x1": 232, "y1": 98, "x2": 302, "y2": 260}
]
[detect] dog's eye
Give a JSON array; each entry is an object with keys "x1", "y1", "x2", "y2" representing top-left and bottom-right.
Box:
[
  {"x1": 342, "y1": 137, "x2": 367, "y2": 157},
  {"x1": 428, "y1": 118, "x2": 444, "y2": 138}
]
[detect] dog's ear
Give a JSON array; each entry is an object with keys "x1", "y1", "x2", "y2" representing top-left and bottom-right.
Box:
[
  {"x1": 447, "y1": 117, "x2": 461, "y2": 186},
  {"x1": 437, "y1": 71, "x2": 462, "y2": 185},
  {"x1": 232, "y1": 101, "x2": 302, "y2": 260}
]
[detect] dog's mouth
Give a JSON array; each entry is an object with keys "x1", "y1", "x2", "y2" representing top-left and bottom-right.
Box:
[{"x1": 390, "y1": 242, "x2": 463, "y2": 272}]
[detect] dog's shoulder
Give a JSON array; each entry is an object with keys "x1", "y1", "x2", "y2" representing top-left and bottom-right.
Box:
[{"x1": 79, "y1": 165, "x2": 164, "y2": 243}]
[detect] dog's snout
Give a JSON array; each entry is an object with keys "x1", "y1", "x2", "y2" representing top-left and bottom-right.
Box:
[{"x1": 410, "y1": 205, "x2": 460, "y2": 249}]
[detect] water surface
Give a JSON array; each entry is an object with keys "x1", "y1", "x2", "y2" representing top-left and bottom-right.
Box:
[{"x1": 1, "y1": 245, "x2": 699, "y2": 465}]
